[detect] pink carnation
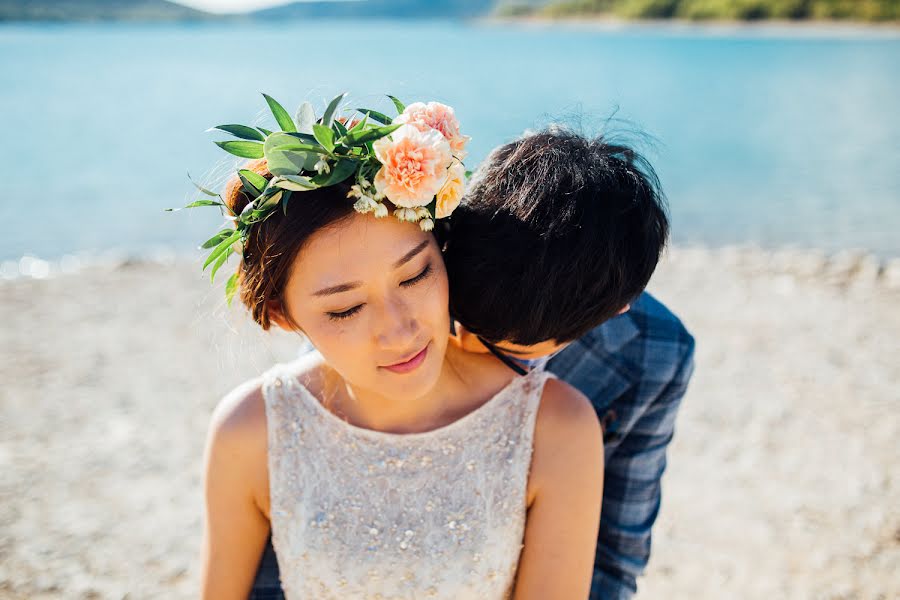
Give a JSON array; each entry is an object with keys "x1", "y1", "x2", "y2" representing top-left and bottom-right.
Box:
[
  {"x1": 373, "y1": 124, "x2": 453, "y2": 208},
  {"x1": 396, "y1": 101, "x2": 471, "y2": 160}
]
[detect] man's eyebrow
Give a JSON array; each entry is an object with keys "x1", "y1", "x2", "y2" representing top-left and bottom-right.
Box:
[
  {"x1": 312, "y1": 281, "x2": 362, "y2": 297},
  {"x1": 393, "y1": 240, "x2": 430, "y2": 269}
]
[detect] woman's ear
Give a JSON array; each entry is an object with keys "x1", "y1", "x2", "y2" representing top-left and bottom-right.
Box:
[{"x1": 267, "y1": 299, "x2": 296, "y2": 333}]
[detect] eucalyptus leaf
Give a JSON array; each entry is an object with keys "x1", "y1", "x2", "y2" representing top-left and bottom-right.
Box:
[
  {"x1": 311, "y1": 158, "x2": 356, "y2": 187},
  {"x1": 238, "y1": 169, "x2": 268, "y2": 194},
  {"x1": 208, "y1": 124, "x2": 266, "y2": 141},
  {"x1": 321, "y1": 93, "x2": 346, "y2": 127},
  {"x1": 263, "y1": 93, "x2": 296, "y2": 133},
  {"x1": 203, "y1": 230, "x2": 241, "y2": 271},
  {"x1": 343, "y1": 123, "x2": 402, "y2": 147},
  {"x1": 387, "y1": 95, "x2": 406, "y2": 114},
  {"x1": 215, "y1": 140, "x2": 264, "y2": 159},
  {"x1": 295, "y1": 101, "x2": 316, "y2": 134},
  {"x1": 265, "y1": 132, "x2": 314, "y2": 176},
  {"x1": 225, "y1": 271, "x2": 239, "y2": 307},
  {"x1": 257, "y1": 127, "x2": 273, "y2": 136},
  {"x1": 210, "y1": 246, "x2": 234, "y2": 283},
  {"x1": 355, "y1": 108, "x2": 393, "y2": 125}
]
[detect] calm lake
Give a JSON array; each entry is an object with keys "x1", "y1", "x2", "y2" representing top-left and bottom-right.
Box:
[{"x1": 1, "y1": 20, "x2": 898, "y2": 262}]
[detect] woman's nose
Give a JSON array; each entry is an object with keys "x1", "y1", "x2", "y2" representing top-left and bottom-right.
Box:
[{"x1": 374, "y1": 295, "x2": 419, "y2": 350}]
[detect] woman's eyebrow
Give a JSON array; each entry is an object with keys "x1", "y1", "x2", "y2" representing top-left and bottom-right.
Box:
[
  {"x1": 393, "y1": 240, "x2": 430, "y2": 269},
  {"x1": 312, "y1": 241, "x2": 429, "y2": 297},
  {"x1": 312, "y1": 281, "x2": 362, "y2": 297}
]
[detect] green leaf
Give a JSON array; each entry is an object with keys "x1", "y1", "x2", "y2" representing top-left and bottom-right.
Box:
[
  {"x1": 210, "y1": 246, "x2": 234, "y2": 283},
  {"x1": 200, "y1": 228, "x2": 234, "y2": 249},
  {"x1": 208, "y1": 124, "x2": 266, "y2": 141},
  {"x1": 312, "y1": 124, "x2": 335, "y2": 153},
  {"x1": 312, "y1": 158, "x2": 357, "y2": 187},
  {"x1": 343, "y1": 123, "x2": 402, "y2": 147},
  {"x1": 225, "y1": 271, "x2": 240, "y2": 307},
  {"x1": 273, "y1": 143, "x2": 330, "y2": 155},
  {"x1": 283, "y1": 132, "x2": 318, "y2": 144},
  {"x1": 321, "y1": 93, "x2": 346, "y2": 127},
  {"x1": 215, "y1": 140, "x2": 264, "y2": 159},
  {"x1": 295, "y1": 101, "x2": 316, "y2": 134},
  {"x1": 387, "y1": 95, "x2": 406, "y2": 114},
  {"x1": 257, "y1": 127, "x2": 273, "y2": 136},
  {"x1": 332, "y1": 118, "x2": 349, "y2": 138},
  {"x1": 238, "y1": 169, "x2": 268, "y2": 194},
  {"x1": 164, "y1": 199, "x2": 223, "y2": 212},
  {"x1": 262, "y1": 93, "x2": 296, "y2": 133},
  {"x1": 274, "y1": 174, "x2": 317, "y2": 191},
  {"x1": 281, "y1": 191, "x2": 291, "y2": 216},
  {"x1": 465, "y1": 170, "x2": 473, "y2": 179},
  {"x1": 348, "y1": 113, "x2": 368, "y2": 134},
  {"x1": 187, "y1": 172, "x2": 220, "y2": 197},
  {"x1": 203, "y1": 229, "x2": 241, "y2": 271},
  {"x1": 355, "y1": 108, "x2": 393, "y2": 125}
]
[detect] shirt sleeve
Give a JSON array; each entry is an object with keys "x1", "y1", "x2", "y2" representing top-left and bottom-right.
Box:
[{"x1": 591, "y1": 342, "x2": 695, "y2": 600}]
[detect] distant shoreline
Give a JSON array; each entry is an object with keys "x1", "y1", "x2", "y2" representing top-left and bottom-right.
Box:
[{"x1": 481, "y1": 15, "x2": 900, "y2": 36}]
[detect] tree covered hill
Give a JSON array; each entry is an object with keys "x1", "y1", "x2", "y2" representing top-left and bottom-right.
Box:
[
  {"x1": 496, "y1": 0, "x2": 900, "y2": 22},
  {"x1": 0, "y1": 0, "x2": 216, "y2": 21}
]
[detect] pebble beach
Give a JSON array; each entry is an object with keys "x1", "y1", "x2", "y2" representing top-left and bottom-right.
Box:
[{"x1": 1, "y1": 245, "x2": 898, "y2": 599}]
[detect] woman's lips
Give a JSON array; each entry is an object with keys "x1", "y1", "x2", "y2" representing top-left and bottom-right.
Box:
[{"x1": 381, "y1": 343, "x2": 429, "y2": 374}]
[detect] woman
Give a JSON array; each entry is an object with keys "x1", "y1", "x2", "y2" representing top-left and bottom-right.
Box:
[{"x1": 196, "y1": 99, "x2": 604, "y2": 599}]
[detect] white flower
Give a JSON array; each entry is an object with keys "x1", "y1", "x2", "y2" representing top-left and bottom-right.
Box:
[
  {"x1": 348, "y1": 184, "x2": 364, "y2": 199},
  {"x1": 394, "y1": 207, "x2": 420, "y2": 222},
  {"x1": 415, "y1": 206, "x2": 432, "y2": 221},
  {"x1": 419, "y1": 218, "x2": 435, "y2": 232},
  {"x1": 353, "y1": 196, "x2": 378, "y2": 214},
  {"x1": 373, "y1": 202, "x2": 389, "y2": 219},
  {"x1": 315, "y1": 158, "x2": 331, "y2": 175}
]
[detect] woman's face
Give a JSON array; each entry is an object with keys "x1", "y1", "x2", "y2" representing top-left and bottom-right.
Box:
[{"x1": 276, "y1": 211, "x2": 450, "y2": 401}]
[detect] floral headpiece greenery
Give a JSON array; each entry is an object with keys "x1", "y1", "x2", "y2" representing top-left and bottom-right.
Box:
[{"x1": 168, "y1": 92, "x2": 470, "y2": 305}]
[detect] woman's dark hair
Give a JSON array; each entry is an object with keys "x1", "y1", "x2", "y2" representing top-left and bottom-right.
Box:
[
  {"x1": 222, "y1": 159, "x2": 354, "y2": 330},
  {"x1": 443, "y1": 127, "x2": 669, "y2": 345}
]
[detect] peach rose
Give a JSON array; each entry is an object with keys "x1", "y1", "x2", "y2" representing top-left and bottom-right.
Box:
[
  {"x1": 435, "y1": 160, "x2": 466, "y2": 219},
  {"x1": 396, "y1": 102, "x2": 470, "y2": 160},
  {"x1": 373, "y1": 124, "x2": 453, "y2": 208}
]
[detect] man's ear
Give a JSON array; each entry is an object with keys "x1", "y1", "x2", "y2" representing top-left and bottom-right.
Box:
[
  {"x1": 617, "y1": 304, "x2": 631, "y2": 315},
  {"x1": 267, "y1": 299, "x2": 296, "y2": 332}
]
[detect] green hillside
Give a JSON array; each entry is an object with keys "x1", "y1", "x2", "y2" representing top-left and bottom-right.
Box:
[
  {"x1": 497, "y1": 0, "x2": 900, "y2": 21},
  {"x1": 0, "y1": 0, "x2": 216, "y2": 22}
]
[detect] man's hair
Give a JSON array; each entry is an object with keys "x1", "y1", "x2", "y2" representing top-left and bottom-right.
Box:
[{"x1": 443, "y1": 126, "x2": 669, "y2": 345}]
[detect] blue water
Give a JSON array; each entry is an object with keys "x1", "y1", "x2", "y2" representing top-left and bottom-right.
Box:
[{"x1": 1, "y1": 20, "x2": 899, "y2": 261}]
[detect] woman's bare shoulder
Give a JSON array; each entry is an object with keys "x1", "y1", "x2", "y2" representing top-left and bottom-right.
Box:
[
  {"x1": 210, "y1": 352, "x2": 327, "y2": 438},
  {"x1": 528, "y1": 376, "x2": 604, "y2": 501}
]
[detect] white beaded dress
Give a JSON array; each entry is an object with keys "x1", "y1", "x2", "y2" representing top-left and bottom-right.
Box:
[{"x1": 260, "y1": 359, "x2": 552, "y2": 600}]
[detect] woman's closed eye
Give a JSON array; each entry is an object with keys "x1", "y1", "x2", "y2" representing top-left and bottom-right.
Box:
[
  {"x1": 325, "y1": 264, "x2": 433, "y2": 322},
  {"x1": 401, "y1": 263, "x2": 432, "y2": 287}
]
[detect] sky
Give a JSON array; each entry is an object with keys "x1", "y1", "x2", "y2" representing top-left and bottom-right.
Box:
[{"x1": 173, "y1": 0, "x2": 327, "y2": 14}]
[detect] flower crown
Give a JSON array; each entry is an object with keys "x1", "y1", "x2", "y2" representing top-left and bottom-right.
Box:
[{"x1": 168, "y1": 92, "x2": 470, "y2": 305}]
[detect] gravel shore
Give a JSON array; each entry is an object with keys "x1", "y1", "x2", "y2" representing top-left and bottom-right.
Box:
[{"x1": 1, "y1": 246, "x2": 898, "y2": 599}]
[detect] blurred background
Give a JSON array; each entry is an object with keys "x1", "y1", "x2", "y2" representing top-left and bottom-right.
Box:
[{"x1": 1, "y1": 1, "x2": 898, "y2": 599}]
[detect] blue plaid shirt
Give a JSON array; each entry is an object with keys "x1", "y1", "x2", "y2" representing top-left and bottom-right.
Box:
[{"x1": 248, "y1": 291, "x2": 694, "y2": 600}]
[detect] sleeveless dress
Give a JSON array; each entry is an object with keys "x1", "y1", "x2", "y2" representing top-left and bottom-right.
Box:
[{"x1": 260, "y1": 359, "x2": 553, "y2": 600}]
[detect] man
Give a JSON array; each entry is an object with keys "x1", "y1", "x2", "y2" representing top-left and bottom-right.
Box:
[{"x1": 249, "y1": 127, "x2": 694, "y2": 599}]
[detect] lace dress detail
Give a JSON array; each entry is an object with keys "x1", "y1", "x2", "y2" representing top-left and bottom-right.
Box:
[{"x1": 261, "y1": 360, "x2": 552, "y2": 600}]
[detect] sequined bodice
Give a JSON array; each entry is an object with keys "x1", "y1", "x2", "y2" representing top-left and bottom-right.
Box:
[{"x1": 261, "y1": 360, "x2": 551, "y2": 600}]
